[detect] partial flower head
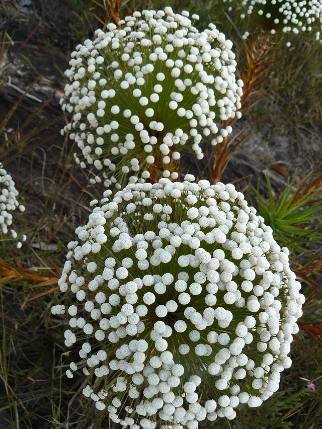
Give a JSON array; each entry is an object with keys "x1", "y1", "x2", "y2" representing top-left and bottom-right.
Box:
[
  {"x1": 52, "y1": 176, "x2": 304, "y2": 428},
  {"x1": 61, "y1": 8, "x2": 243, "y2": 186},
  {"x1": 0, "y1": 164, "x2": 25, "y2": 247},
  {"x1": 224, "y1": 0, "x2": 322, "y2": 40}
]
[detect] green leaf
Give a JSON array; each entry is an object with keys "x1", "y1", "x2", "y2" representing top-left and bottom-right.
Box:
[{"x1": 251, "y1": 172, "x2": 322, "y2": 255}]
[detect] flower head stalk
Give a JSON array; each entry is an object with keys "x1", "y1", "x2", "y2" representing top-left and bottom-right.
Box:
[
  {"x1": 61, "y1": 8, "x2": 243, "y2": 187},
  {"x1": 52, "y1": 176, "x2": 304, "y2": 428}
]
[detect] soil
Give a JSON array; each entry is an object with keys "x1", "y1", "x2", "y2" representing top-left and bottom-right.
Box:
[{"x1": 0, "y1": 0, "x2": 98, "y2": 245}]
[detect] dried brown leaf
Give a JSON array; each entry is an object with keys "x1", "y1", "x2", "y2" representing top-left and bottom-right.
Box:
[{"x1": 270, "y1": 163, "x2": 288, "y2": 177}]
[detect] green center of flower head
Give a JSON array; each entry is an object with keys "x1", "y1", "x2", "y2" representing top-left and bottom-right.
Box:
[
  {"x1": 52, "y1": 176, "x2": 304, "y2": 429},
  {"x1": 60, "y1": 7, "x2": 243, "y2": 187},
  {"x1": 224, "y1": 0, "x2": 322, "y2": 40}
]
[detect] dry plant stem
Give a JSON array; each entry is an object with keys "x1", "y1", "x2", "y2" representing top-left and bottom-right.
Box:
[
  {"x1": 108, "y1": 0, "x2": 122, "y2": 25},
  {"x1": 148, "y1": 152, "x2": 179, "y2": 183},
  {"x1": 297, "y1": 321, "x2": 322, "y2": 347},
  {"x1": 0, "y1": 255, "x2": 59, "y2": 291},
  {"x1": 148, "y1": 161, "x2": 160, "y2": 183},
  {"x1": 94, "y1": 0, "x2": 123, "y2": 31},
  {"x1": 293, "y1": 173, "x2": 322, "y2": 205},
  {"x1": 211, "y1": 34, "x2": 274, "y2": 183},
  {"x1": 294, "y1": 252, "x2": 322, "y2": 291}
]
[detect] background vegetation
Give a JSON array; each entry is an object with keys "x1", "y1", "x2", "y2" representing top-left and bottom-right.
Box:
[{"x1": 0, "y1": 0, "x2": 321, "y2": 427}]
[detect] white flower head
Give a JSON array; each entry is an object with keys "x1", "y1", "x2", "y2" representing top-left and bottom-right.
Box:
[
  {"x1": 224, "y1": 0, "x2": 322, "y2": 41},
  {"x1": 0, "y1": 164, "x2": 25, "y2": 247},
  {"x1": 62, "y1": 8, "x2": 243, "y2": 186},
  {"x1": 53, "y1": 176, "x2": 304, "y2": 427}
]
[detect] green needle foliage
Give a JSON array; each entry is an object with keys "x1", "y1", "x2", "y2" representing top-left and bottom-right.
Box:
[{"x1": 252, "y1": 173, "x2": 322, "y2": 255}]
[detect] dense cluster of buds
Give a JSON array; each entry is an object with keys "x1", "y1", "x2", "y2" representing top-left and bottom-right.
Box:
[
  {"x1": 60, "y1": 7, "x2": 243, "y2": 186},
  {"x1": 0, "y1": 164, "x2": 25, "y2": 247},
  {"x1": 52, "y1": 176, "x2": 304, "y2": 428},
  {"x1": 224, "y1": 0, "x2": 322, "y2": 41}
]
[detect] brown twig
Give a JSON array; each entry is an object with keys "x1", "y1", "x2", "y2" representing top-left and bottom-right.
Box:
[
  {"x1": 297, "y1": 321, "x2": 322, "y2": 347},
  {"x1": 293, "y1": 252, "x2": 322, "y2": 292},
  {"x1": 293, "y1": 172, "x2": 322, "y2": 205},
  {"x1": 92, "y1": 0, "x2": 125, "y2": 29},
  {"x1": 0, "y1": 255, "x2": 59, "y2": 285},
  {"x1": 210, "y1": 34, "x2": 276, "y2": 183}
]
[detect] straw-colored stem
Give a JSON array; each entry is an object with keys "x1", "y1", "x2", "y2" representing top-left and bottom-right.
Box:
[{"x1": 211, "y1": 34, "x2": 275, "y2": 183}]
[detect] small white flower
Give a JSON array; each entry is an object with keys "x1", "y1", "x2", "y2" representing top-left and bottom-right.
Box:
[
  {"x1": 227, "y1": 0, "x2": 322, "y2": 41},
  {"x1": 0, "y1": 164, "x2": 25, "y2": 244}
]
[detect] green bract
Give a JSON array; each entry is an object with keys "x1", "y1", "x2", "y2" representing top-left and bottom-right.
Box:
[
  {"x1": 61, "y1": 7, "x2": 243, "y2": 187},
  {"x1": 52, "y1": 177, "x2": 304, "y2": 429}
]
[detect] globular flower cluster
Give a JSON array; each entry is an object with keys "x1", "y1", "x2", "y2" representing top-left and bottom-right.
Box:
[
  {"x1": 52, "y1": 176, "x2": 304, "y2": 429},
  {"x1": 224, "y1": 0, "x2": 322, "y2": 41},
  {"x1": 60, "y1": 7, "x2": 243, "y2": 186},
  {"x1": 0, "y1": 164, "x2": 25, "y2": 247}
]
